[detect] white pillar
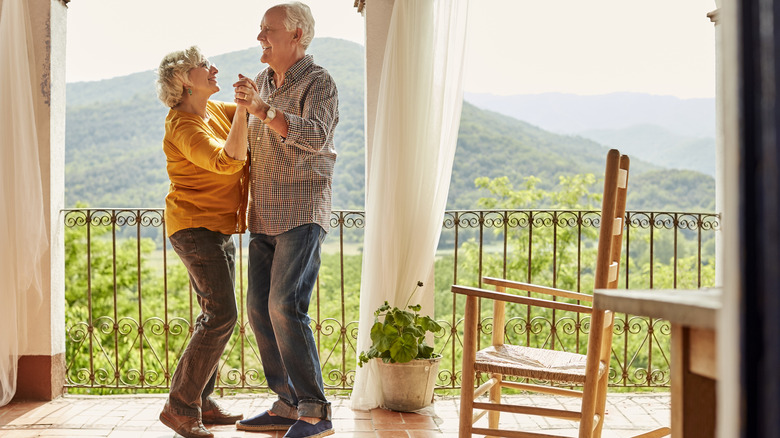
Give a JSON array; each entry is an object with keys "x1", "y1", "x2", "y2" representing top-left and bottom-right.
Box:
[
  {"x1": 715, "y1": 0, "x2": 741, "y2": 436},
  {"x1": 0, "y1": 0, "x2": 67, "y2": 401}
]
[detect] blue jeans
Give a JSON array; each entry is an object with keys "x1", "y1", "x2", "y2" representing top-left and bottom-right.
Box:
[
  {"x1": 247, "y1": 224, "x2": 331, "y2": 420},
  {"x1": 167, "y1": 228, "x2": 238, "y2": 418}
]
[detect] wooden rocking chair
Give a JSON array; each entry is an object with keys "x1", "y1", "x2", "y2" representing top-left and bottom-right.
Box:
[{"x1": 451, "y1": 149, "x2": 670, "y2": 438}]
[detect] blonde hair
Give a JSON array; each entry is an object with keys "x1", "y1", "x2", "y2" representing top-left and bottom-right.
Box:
[
  {"x1": 277, "y1": 2, "x2": 315, "y2": 49},
  {"x1": 155, "y1": 46, "x2": 206, "y2": 108}
]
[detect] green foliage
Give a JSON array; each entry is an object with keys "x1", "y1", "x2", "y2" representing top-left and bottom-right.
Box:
[
  {"x1": 358, "y1": 281, "x2": 443, "y2": 365},
  {"x1": 63, "y1": 204, "x2": 202, "y2": 392},
  {"x1": 466, "y1": 173, "x2": 602, "y2": 292},
  {"x1": 442, "y1": 172, "x2": 717, "y2": 388},
  {"x1": 630, "y1": 169, "x2": 716, "y2": 211},
  {"x1": 475, "y1": 172, "x2": 600, "y2": 211}
]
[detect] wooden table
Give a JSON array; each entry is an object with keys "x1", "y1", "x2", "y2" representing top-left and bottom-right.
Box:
[{"x1": 593, "y1": 288, "x2": 721, "y2": 438}]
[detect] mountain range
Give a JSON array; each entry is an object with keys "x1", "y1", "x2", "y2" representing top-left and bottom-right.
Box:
[
  {"x1": 464, "y1": 92, "x2": 716, "y2": 177},
  {"x1": 65, "y1": 38, "x2": 715, "y2": 212}
]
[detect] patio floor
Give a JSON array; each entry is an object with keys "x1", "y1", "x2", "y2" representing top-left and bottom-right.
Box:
[{"x1": 0, "y1": 392, "x2": 670, "y2": 437}]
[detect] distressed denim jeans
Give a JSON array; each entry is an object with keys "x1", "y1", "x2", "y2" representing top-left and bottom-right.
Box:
[
  {"x1": 247, "y1": 223, "x2": 331, "y2": 420},
  {"x1": 167, "y1": 228, "x2": 238, "y2": 418}
]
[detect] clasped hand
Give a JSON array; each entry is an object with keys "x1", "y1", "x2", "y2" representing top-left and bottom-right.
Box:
[{"x1": 234, "y1": 75, "x2": 262, "y2": 110}]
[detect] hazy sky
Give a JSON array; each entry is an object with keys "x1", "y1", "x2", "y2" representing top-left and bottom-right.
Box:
[{"x1": 66, "y1": 0, "x2": 717, "y2": 98}]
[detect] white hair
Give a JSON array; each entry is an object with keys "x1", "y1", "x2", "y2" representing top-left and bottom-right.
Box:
[
  {"x1": 155, "y1": 46, "x2": 205, "y2": 108},
  {"x1": 276, "y1": 2, "x2": 315, "y2": 49}
]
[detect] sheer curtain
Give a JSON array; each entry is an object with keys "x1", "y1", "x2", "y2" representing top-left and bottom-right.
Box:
[
  {"x1": 0, "y1": 0, "x2": 49, "y2": 406},
  {"x1": 351, "y1": 0, "x2": 468, "y2": 410}
]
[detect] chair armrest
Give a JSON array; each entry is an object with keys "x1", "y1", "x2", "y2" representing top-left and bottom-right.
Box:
[
  {"x1": 451, "y1": 284, "x2": 593, "y2": 314},
  {"x1": 483, "y1": 276, "x2": 594, "y2": 303}
]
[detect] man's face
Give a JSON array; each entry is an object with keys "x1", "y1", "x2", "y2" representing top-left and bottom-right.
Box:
[{"x1": 257, "y1": 7, "x2": 298, "y2": 68}]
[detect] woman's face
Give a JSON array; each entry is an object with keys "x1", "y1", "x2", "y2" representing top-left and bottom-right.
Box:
[
  {"x1": 188, "y1": 59, "x2": 220, "y2": 96},
  {"x1": 257, "y1": 7, "x2": 298, "y2": 69}
]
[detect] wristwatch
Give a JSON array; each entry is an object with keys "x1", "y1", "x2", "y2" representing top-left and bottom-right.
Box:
[{"x1": 263, "y1": 105, "x2": 277, "y2": 124}]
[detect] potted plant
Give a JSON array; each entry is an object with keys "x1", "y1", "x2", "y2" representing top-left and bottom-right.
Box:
[{"x1": 358, "y1": 281, "x2": 443, "y2": 411}]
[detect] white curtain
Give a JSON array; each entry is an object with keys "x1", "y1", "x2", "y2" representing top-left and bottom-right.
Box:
[
  {"x1": 0, "y1": 0, "x2": 49, "y2": 406},
  {"x1": 351, "y1": 0, "x2": 469, "y2": 410}
]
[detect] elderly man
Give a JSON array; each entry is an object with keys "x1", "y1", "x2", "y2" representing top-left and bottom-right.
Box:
[{"x1": 233, "y1": 2, "x2": 338, "y2": 438}]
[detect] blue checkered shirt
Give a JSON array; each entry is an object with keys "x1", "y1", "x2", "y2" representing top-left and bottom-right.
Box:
[{"x1": 247, "y1": 54, "x2": 339, "y2": 236}]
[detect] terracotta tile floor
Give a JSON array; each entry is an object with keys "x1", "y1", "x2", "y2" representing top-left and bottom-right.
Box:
[{"x1": 0, "y1": 393, "x2": 670, "y2": 437}]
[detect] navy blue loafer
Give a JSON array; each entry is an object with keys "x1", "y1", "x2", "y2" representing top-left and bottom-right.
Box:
[
  {"x1": 283, "y1": 419, "x2": 334, "y2": 438},
  {"x1": 236, "y1": 411, "x2": 297, "y2": 432}
]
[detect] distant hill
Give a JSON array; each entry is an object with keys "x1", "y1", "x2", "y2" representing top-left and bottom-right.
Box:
[
  {"x1": 65, "y1": 38, "x2": 715, "y2": 212},
  {"x1": 463, "y1": 92, "x2": 715, "y2": 137},
  {"x1": 464, "y1": 92, "x2": 717, "y2": 177},
  {"x1": 578, "y1": 125, "x2": 716, "y2": 177},
  {"x1": 450, "y1": 103, "x2": 658, "y2": 208}
]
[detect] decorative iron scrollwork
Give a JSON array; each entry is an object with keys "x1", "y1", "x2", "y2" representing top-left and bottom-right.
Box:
[{"x1": 63, "y1": 208, "x2": 718, "y2": 391}]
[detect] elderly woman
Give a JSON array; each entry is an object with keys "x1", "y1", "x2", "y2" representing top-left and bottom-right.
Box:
[{"x1": 155, "y1": 46, "x2": 250, "y2": 438}]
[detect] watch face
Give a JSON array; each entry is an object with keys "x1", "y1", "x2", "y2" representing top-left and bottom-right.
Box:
[{"x1": 265, "y1": 107, "x2": 276, "y2": 123}]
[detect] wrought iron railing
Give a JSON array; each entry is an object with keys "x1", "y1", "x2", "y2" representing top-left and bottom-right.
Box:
[{"x1": 63, "y1": 208, "x2": 718, "y2": 393}]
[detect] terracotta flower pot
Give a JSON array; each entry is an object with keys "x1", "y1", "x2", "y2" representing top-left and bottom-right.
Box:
[{"x1": 375, "y1": 356, "x2": 441, "y2": 412}]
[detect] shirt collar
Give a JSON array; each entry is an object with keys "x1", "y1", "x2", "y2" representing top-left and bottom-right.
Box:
[{"x1": 269, "y1": 54, "x2": 314, "y2": 84}]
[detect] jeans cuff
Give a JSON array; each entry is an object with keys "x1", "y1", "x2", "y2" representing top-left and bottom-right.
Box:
[
  {"x1": 271, "y1": 398, "x2": 299, "y2": 419},
  {"x1": 297, "y1": 400, "x2": 332, "y2": 421}
]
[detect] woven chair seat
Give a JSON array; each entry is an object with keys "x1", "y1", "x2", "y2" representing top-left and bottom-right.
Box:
[{"x1": 474, "y1": 344, "x2": 607, "y2": 385}]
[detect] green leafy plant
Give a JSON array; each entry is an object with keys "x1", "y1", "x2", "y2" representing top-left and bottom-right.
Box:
[{"x1": 358, "y1": 281, "x2": 443, "y2": 366}]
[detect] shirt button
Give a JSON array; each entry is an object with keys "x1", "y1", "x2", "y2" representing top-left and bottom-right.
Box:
[{"x1": 256, "y1": 137, "x2": 261, "y2": 141}]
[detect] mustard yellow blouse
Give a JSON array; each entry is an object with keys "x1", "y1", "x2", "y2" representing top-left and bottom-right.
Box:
[{"x1": 163, "y1": 100, "x2": 249, "y2": 237}]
